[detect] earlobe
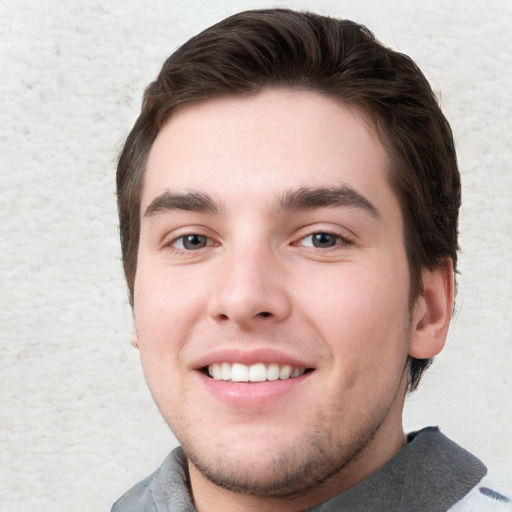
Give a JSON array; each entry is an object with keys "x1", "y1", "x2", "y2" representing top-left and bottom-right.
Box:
[
  {"x1": 409, "y1": 259, "x2": 455, "y2": 359},
  {"x1": 131, "y1": 330, "x2": 140, "y2": 350}
]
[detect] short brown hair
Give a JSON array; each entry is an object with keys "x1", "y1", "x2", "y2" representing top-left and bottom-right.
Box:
[{"x1": 117, "y1": 9, "x2": 461, "y2": 390}]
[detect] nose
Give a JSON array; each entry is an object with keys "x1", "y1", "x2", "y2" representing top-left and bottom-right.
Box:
[{"x1": 208, "y1": 245, "x2": 292, "y2": 329}]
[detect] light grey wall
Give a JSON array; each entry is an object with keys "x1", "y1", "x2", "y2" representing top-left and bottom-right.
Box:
[{"x1": 1, "y1": 1, "x2": 510, "y2": 510}]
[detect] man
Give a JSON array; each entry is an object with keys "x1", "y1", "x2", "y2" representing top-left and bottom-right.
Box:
[{"x1": 112, "y1": 9, "x2": 510, "y2": 511}]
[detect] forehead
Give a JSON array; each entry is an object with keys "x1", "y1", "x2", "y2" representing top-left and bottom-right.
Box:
[{"x1": 142, "y1": 89, "x2": 396, "y2": 216}]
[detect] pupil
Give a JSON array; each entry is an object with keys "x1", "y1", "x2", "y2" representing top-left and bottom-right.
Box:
[
  {"x1": 184, "y1": 235, "x2": 206, "y2": 249},
  {"x1": 313, "y1": 233, "x2": 336, "y2": 248}
]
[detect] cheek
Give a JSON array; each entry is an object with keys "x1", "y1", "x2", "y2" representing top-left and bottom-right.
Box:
[
  {"x1": 133, "y1": 267, "x2": 204, "y2": 360},
  {"x1": 296, "y1": 264, "x2": 411, "y2": 362},
  {"x1": 133, "y1": 272, "x2": 195, "y2": 416}
]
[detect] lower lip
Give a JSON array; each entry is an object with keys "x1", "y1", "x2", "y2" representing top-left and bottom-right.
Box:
[{"x1": 197, "y1": 371, "x2": 312, "y2": 407}]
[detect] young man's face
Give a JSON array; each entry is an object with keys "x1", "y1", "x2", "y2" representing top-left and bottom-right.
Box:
[{"x1": 133, "y1": 89, "x2": 431, "y2": 503}]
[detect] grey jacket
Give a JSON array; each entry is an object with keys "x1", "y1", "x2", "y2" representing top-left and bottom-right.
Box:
[{"x1": 111, "y1": 427, "x2": 504, "y2": 511}]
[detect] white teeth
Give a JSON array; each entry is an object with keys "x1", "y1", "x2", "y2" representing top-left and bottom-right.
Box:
[
  {"x1": 266, "y1": 363, "x2": 280, "y2": 381},
  {"x1": 291, "y1": 368, "x2": 305, "y2": 378},
  {"x1": 279, "y1": 365, "x2": 292, "y2": 379},
  {"x1": 210, "y1": 363, "x2": 221, "y2": 380},
  {"x1": 221, "y1": 362, "x2": 231, "y2": 381},
  {"x1": 206, "y1": 362, "x2": 307, "y2": 382},
  {"x1": 249, "y1": 363, "x2": 267, "y2": 382},
  {"x1": 231, "y1": 363, "x2": 249, "y2": 382}
]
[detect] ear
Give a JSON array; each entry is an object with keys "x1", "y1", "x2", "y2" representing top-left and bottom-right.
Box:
[
  {"x1": 409, "y1": 260, "x2": 455, "y2": 359},
  {"x1": 131, "y1": 330, "x2": 140, "y2": 350}
]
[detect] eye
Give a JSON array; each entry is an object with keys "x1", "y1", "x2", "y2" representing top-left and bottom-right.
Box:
[
  {"x1": 172, "y1": 234, "x2": 211, "y2": 251},
  {"x1": 299, "y1": 232, "x2": 346, "y2": 249}
]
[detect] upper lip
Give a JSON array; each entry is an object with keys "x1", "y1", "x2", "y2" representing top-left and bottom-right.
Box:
[{"x1": 191, "y1": 347, "x2": 315, "y2": 371}]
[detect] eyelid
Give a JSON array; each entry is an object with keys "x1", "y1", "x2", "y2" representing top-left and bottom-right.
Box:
[
  {"x1": 171, "y1": 234, "x2": 212, "y2": 251},
  {"x1": 296, "y1": 232, "x2": 353, "y2": 249},
  {"x1": 161, "y1": 226, "x2": 220, "y2": 252},
  {"x1": 292, "y1": 224, "x2": 356, "y2": 247}
]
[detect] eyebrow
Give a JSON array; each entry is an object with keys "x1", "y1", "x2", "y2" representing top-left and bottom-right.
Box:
[
  {"x1": 144, "y1": 186, "x2": 380, "y2": 219},
  {"x1": 144, "y1": 191, "x2": 219, "y2": 217},
  {"x1": 277, "y1": 186, "x2": 380, "y2": 218}
]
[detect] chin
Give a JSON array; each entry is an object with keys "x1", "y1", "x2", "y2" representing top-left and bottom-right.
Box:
[{"x1": 176, "y1": 408, "x2": 380, "y2": 500}]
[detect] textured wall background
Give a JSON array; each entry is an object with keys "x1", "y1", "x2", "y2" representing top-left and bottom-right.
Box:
[{"x1": 1, "y1": 1, "x2": 510, "y2": 510}]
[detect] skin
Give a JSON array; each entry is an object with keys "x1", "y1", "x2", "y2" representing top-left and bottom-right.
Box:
[{"x1": 133, "y1": 89, "x2": 453, "y2": 512}]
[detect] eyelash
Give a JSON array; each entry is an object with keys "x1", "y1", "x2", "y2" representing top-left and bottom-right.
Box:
[
  {"x1": 295, "y1": 231, "x2": 353, "y2": 250},
  {"x1": 166, "y1": 229, "x2": 353, "y2": 254},
  {"x1": 168, "y1": 233, "x2": 214, "y2": 252}
]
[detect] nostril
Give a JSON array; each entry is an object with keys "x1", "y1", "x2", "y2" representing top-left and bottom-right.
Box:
[{"x1": 259, "y1": 312, "x2": 272, "y2": 318}]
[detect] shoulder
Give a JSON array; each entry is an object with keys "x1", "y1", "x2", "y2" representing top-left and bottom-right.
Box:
[
  {"x1": 110, "y1": 470, "x2": 158, "y2": 512},
  {"x1": 110, "y1": 446, "x2": 194, "y2": 512},
  {"x1": 448, "y1": 474, "x2": 512, "y2": 512}
]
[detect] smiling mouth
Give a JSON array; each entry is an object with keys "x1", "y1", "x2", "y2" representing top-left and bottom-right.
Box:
[{"x1": 202, "y1": 362, "x2": 313, "y2": 383}]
